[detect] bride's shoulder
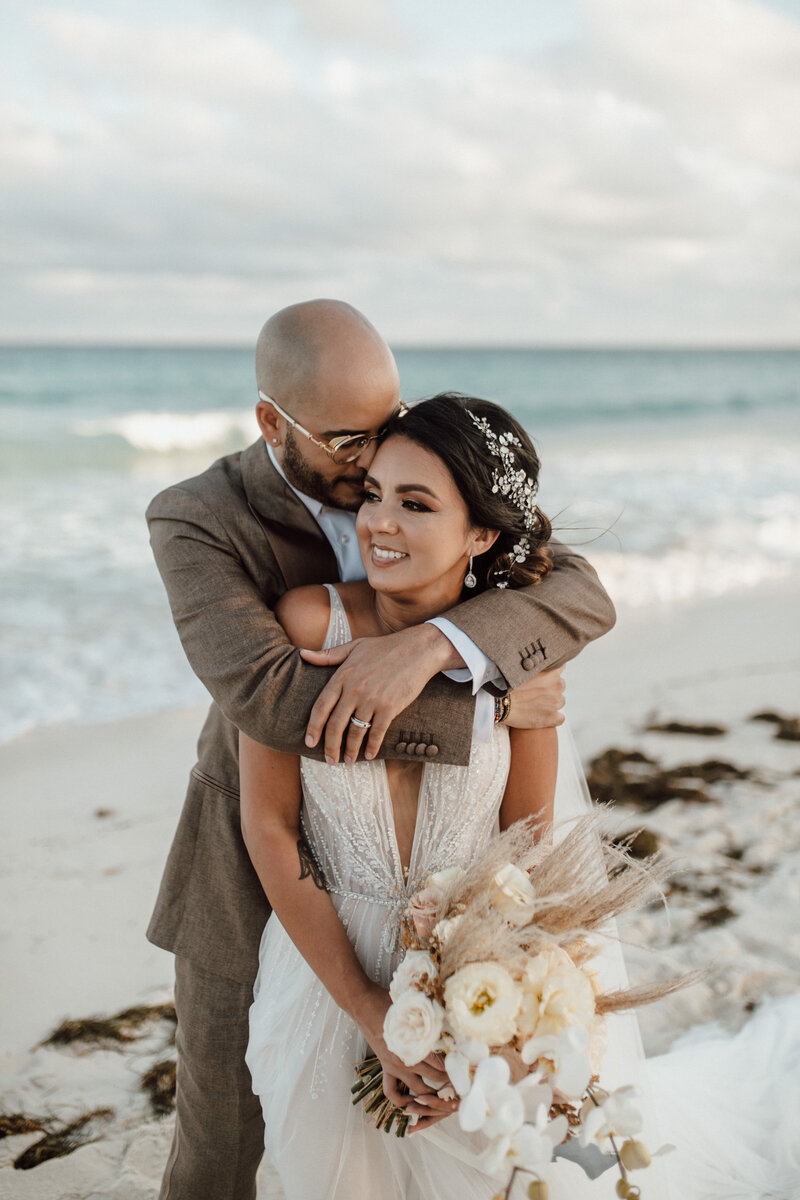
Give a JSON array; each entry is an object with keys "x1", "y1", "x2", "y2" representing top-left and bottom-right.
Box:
[{"x1": 274, "y1": 585, "x2": 334, "y2": 650}]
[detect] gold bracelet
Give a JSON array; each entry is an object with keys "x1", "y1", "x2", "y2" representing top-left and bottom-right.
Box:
[{"x1": 494, "y1": 694, "x2": 511, "y2": 724}]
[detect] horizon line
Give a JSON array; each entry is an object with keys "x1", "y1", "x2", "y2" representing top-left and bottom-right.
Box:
[{"x1": 2, "y1": 340, "x2": 800, "y2": 353}]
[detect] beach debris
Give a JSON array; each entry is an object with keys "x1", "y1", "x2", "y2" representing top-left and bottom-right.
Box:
[
  {"x1": 611, "y1": 829, "x2": 660, "y2": 859},
  {"x1": 696, "y1": 904, "x2": 737, "y2": 928},
  {"x1": 586, "y1": 749, "x2": 752, "y2": 810},
  {"x1": 141, "y1": 1058, "x2": 177, "y2": 1116},
  {"x1": 749, "y1": 711, "x2": 800, "y2": 742},
  {"x1": 646, "y1": 721, "x2": 727, "y2": 737},
  {"x1": 94, "y1": 806, "x2": 115, "y2": 818},
  {"x1": 39, "y1": 1003, "x2": 177, "y2": 1051},
  {"x1": 13, "y1": 1107, "x2": 114, "y2": 1170},
  {"x1": 0, "y1": 1114, "x2": 47, "y2": 1139}
]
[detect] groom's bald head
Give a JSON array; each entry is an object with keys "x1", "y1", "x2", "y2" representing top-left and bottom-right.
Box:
[{"x1": 255, "y1": 299, "x2": 399, "y2": 421}]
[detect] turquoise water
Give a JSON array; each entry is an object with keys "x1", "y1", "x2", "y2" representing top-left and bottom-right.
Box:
[{"x1": 2, "y1": 347, "x2": 799, "y2": 741}]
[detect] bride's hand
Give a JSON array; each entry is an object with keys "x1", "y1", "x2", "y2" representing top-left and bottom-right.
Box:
[{"x1": 354, "y1": 988, "x2": 458, "y2": 1127}]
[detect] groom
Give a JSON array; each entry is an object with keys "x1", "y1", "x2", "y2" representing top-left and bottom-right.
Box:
[{"x1": 146, "y1": 299, "x2": 616, "y2": 1200}]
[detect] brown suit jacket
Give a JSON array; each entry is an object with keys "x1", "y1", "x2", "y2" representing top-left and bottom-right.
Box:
[{"x1": 146, "y1": 438, "x2": 615, "y2": 983}]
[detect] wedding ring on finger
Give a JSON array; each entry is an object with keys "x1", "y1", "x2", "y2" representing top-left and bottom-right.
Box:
[{"x1": 349, "y1": 714, "x2": 372, "y2": 729}]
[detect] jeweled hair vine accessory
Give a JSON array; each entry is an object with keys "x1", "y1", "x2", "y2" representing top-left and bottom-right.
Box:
[{"x1": 466, "y1": 409, "x2": 540, "y2": 587}]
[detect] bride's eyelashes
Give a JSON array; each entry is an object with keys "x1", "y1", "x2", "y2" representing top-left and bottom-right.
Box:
[{"x1": 361, "y1": 489, "x2": 434, "y2": 514}]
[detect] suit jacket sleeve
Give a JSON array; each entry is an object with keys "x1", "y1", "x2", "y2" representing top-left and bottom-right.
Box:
[
  {"x1": 148, "y1": 490, "x2": 614, "y2": 764},
  {"x1": 442, "y1": 539, "x2": 616, "y2": 689},
  {"x1": 147, "y1": 485, "x2": 478, "y2": 764}
]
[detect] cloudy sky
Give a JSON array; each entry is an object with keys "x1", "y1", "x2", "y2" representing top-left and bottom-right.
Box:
[{"x1": 3, "y1": 0, "x2": 800, "y2": 344}]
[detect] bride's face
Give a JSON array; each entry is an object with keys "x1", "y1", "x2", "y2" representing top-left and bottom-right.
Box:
[{"x1": 356, "y1": 436, "x2": 496, "y2": 600}]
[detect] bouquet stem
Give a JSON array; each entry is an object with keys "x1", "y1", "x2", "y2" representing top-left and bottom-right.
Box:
[{"x1": 352, "y1": 1054, "x2": 411, "y2": 1137}]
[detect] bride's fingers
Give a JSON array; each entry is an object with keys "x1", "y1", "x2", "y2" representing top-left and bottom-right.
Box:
[
  {"x1": 407, "y1": 1092, "x2": 457, "y2": 1113},
  {"x1": 382, "y1": 1070, "x2": 409, "y2": 1108},
  {"x1": 407, "y1": 1103, "x2": 459, "y2": 1133}
]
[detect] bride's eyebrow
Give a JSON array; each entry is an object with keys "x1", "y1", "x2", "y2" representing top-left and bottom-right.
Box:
[
  {"x1": 364, "y1": 475, "x2": 440, "y2": 500},
  {"x1": 395, "y1": 484, "x2": 438, "y2": 498}
]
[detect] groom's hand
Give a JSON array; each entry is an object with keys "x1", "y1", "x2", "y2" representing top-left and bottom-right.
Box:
[
  {"x1": 503, "y1": 668, "x2": 566, "y2": 729},
  {"x1": 300, "y1": 625, "x2": 462, "y2": 763}
]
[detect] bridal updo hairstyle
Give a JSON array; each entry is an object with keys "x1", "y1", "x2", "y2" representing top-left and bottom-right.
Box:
[{"x1": 381, "y1": 393, "x2": 552, "y2": 593}]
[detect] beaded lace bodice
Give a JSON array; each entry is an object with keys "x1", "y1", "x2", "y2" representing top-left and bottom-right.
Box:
[{"x1": 299, "y1": 586, "x2": 510, "y2": 930}]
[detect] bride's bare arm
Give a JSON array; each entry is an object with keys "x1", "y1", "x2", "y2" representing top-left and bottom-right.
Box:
[
  {"x1": 499, "y1": 727, "x2": 558, "y2": 832},
  {"x1": 239, "y1": 729, "x2": 450, "y2": 1104}
]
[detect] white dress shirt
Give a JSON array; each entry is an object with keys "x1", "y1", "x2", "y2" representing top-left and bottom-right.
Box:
[{"x1": 267, "y1": 445, "x2": 498, "y2": 741}]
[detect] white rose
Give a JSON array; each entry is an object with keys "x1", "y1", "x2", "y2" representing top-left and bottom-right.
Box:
[
  {"x1": 383, "y1": 991, "x2": 444, "y2": 1066},
  {"x1": 444, "y1": 962, "x2": 522, "y2": 1046},
  {"x1": 432, "y1": 913, "x2": 464, "y2": 947},
  {"x1": 516, "y1": 948, "x2": 596, "y2": 1040},
  {"x1": 490, "y1": 863, "x2": 537, "y2": 924},
  {"x1": 389, "y1": 951, "x2": 439, "y2": 1002},
  {"x1": 427, "y1": 865, "x2": 466, "y2": 891}
]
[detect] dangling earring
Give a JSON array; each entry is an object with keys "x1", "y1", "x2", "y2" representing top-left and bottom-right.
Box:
[{"x1": 464, "y1": 554, "x2": 477, "y2": 589}]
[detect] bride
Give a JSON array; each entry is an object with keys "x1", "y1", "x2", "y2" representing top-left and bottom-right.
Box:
[{"x1": 241, "y1": 394, "x2": 799, "y2": 1200}]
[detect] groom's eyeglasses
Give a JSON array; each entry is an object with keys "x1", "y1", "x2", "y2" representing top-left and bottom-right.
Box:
[{"x1": 258, "y1": 393, "x2": 408, "y2": 464}]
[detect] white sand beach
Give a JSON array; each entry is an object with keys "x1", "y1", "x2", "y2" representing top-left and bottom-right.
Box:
[{"x1": 1, "y1": 582, "x2": 798, "y2": 1199}]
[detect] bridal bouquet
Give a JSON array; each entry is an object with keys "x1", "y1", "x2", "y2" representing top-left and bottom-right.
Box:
[{"x1": 352, "y1": 815, "x2": 680, "y2": 1198}]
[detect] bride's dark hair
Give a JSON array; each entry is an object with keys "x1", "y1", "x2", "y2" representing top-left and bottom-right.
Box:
[{"x1": 381, "y1": 393, "x2": 552, "y2": 592}]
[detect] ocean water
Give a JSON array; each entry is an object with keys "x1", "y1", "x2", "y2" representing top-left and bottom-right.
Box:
[{"x1": 2, "y1": 346, "x2": 799, "y2": 744}]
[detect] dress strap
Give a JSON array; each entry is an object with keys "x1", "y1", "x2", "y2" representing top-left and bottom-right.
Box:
[{"x1": 321, "y1": 583, "x2": 353, "y2": 650}]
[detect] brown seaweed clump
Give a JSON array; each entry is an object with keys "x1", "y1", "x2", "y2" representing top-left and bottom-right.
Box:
[
  {"x1": 586, "y1": 748, "x2": 751, "y2": 810},
  {"x1": 141, "y1": 1058, "x2": 177, "y2": 1116},
  {"x1": 0, "y1": 1114, "x2": 47, "y2": 1139},
  {"x1": 750, "y1": 711, "x2": 800, "y2": 742},
  {"x1": 40, "y1": 1003, "x2": 177, "y2": 1051},
  {"x1": 12, "y1": 1108, "x2": 114, "y2": 1170},
  {"x1": 646, "y1": 720, "x2": 727, "y2": 737}
]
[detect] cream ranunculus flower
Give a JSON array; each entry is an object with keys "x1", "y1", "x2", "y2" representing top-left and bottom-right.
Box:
[
  {"x1": 489, "y1": 863, "x2": 537, "y2": 924},
  {"x1": 516, "y1": 947, "x2": 596, "y2": 1040},
  {"x1": 383, "y1": 990, "x2": 445, "y2": 1066},
  {"x1": 444, "y1": 962, "x2": 522, "y2": 1046},
  {"x1": 389, "y1": 950, "x2": 439, "y2": 1002}
]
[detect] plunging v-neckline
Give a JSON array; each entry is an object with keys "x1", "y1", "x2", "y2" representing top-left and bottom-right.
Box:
[{"x1": 379, "y1": 759, "x2": 426, "y2": 887}]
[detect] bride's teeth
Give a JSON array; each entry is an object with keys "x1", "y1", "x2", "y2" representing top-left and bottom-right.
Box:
[{"x1": 373, "y1": 547, "x2": 407, "y2": 561}]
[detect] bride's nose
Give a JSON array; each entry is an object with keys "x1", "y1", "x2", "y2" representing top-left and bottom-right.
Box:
[{"x1": 366, "y1": 500, "x2": 399, "y2": 535}]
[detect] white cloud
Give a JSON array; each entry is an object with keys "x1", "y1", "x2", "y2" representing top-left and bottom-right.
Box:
[{"x1": 1, "y1": 0, "x2": 799, "y2": 342}]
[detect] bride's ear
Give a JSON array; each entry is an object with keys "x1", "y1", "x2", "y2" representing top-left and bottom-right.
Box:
[{"x1": 470, "y1": 527, "x2": 500, "y2": 558}]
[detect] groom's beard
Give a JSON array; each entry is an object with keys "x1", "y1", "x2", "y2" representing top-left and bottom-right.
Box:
[{"x1": 281, "y1": 427, "x2": 366, "y2": 512}]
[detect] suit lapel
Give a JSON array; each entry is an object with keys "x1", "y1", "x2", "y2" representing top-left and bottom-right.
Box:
[{"x1": 240, "y1": 438, "x2": 339, "y2": 590}]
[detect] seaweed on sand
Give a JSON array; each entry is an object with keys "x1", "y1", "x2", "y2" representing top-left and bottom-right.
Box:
[{"x1": 39, "y1": 1003, "x2": 177, "y2": 1050}]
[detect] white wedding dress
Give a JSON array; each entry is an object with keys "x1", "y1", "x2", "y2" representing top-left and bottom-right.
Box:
[{"x1": 247, "y1": 586, "x2": 800, "y2": 1200}]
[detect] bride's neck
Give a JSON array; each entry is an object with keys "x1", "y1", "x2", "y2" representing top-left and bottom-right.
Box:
[{"x1": 372, "y1": 583, "x2": 464, "y2": 633}]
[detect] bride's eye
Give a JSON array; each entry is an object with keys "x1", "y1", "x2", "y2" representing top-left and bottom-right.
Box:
[
  {"x1": 402, "y1": 498, "x2": 432, "y2": 513},
  {"x1": 361, "y1": 489, "x2": 381, "y2": 504}
]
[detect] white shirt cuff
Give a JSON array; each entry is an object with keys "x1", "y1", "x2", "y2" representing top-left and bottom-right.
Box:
[
  {"x1": 473, "y1": 688, "x2": 496, "y2": 744},
  {"x1": 427, "y1": 617, "x2": 503, "y2": 695}
]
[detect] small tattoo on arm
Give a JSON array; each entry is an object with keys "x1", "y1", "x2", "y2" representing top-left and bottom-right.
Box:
[{"x1": 297, "y1": 837, "x2": 328, "y2": 891}]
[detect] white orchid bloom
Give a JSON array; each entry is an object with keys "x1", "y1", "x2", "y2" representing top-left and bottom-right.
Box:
[
  {"x1": 479, "y1": 1095, "x2": 566, "y2": 1176},
  {"x1": 458, "y1": 1055, "x2": 522, "y2": 1135},
  {"x1": 521, "y1": 1025, "x2": 593, "y2": 1099},
  {"x1": 579, "y1": 1085, "x2": 644, "y2": 1152}
]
